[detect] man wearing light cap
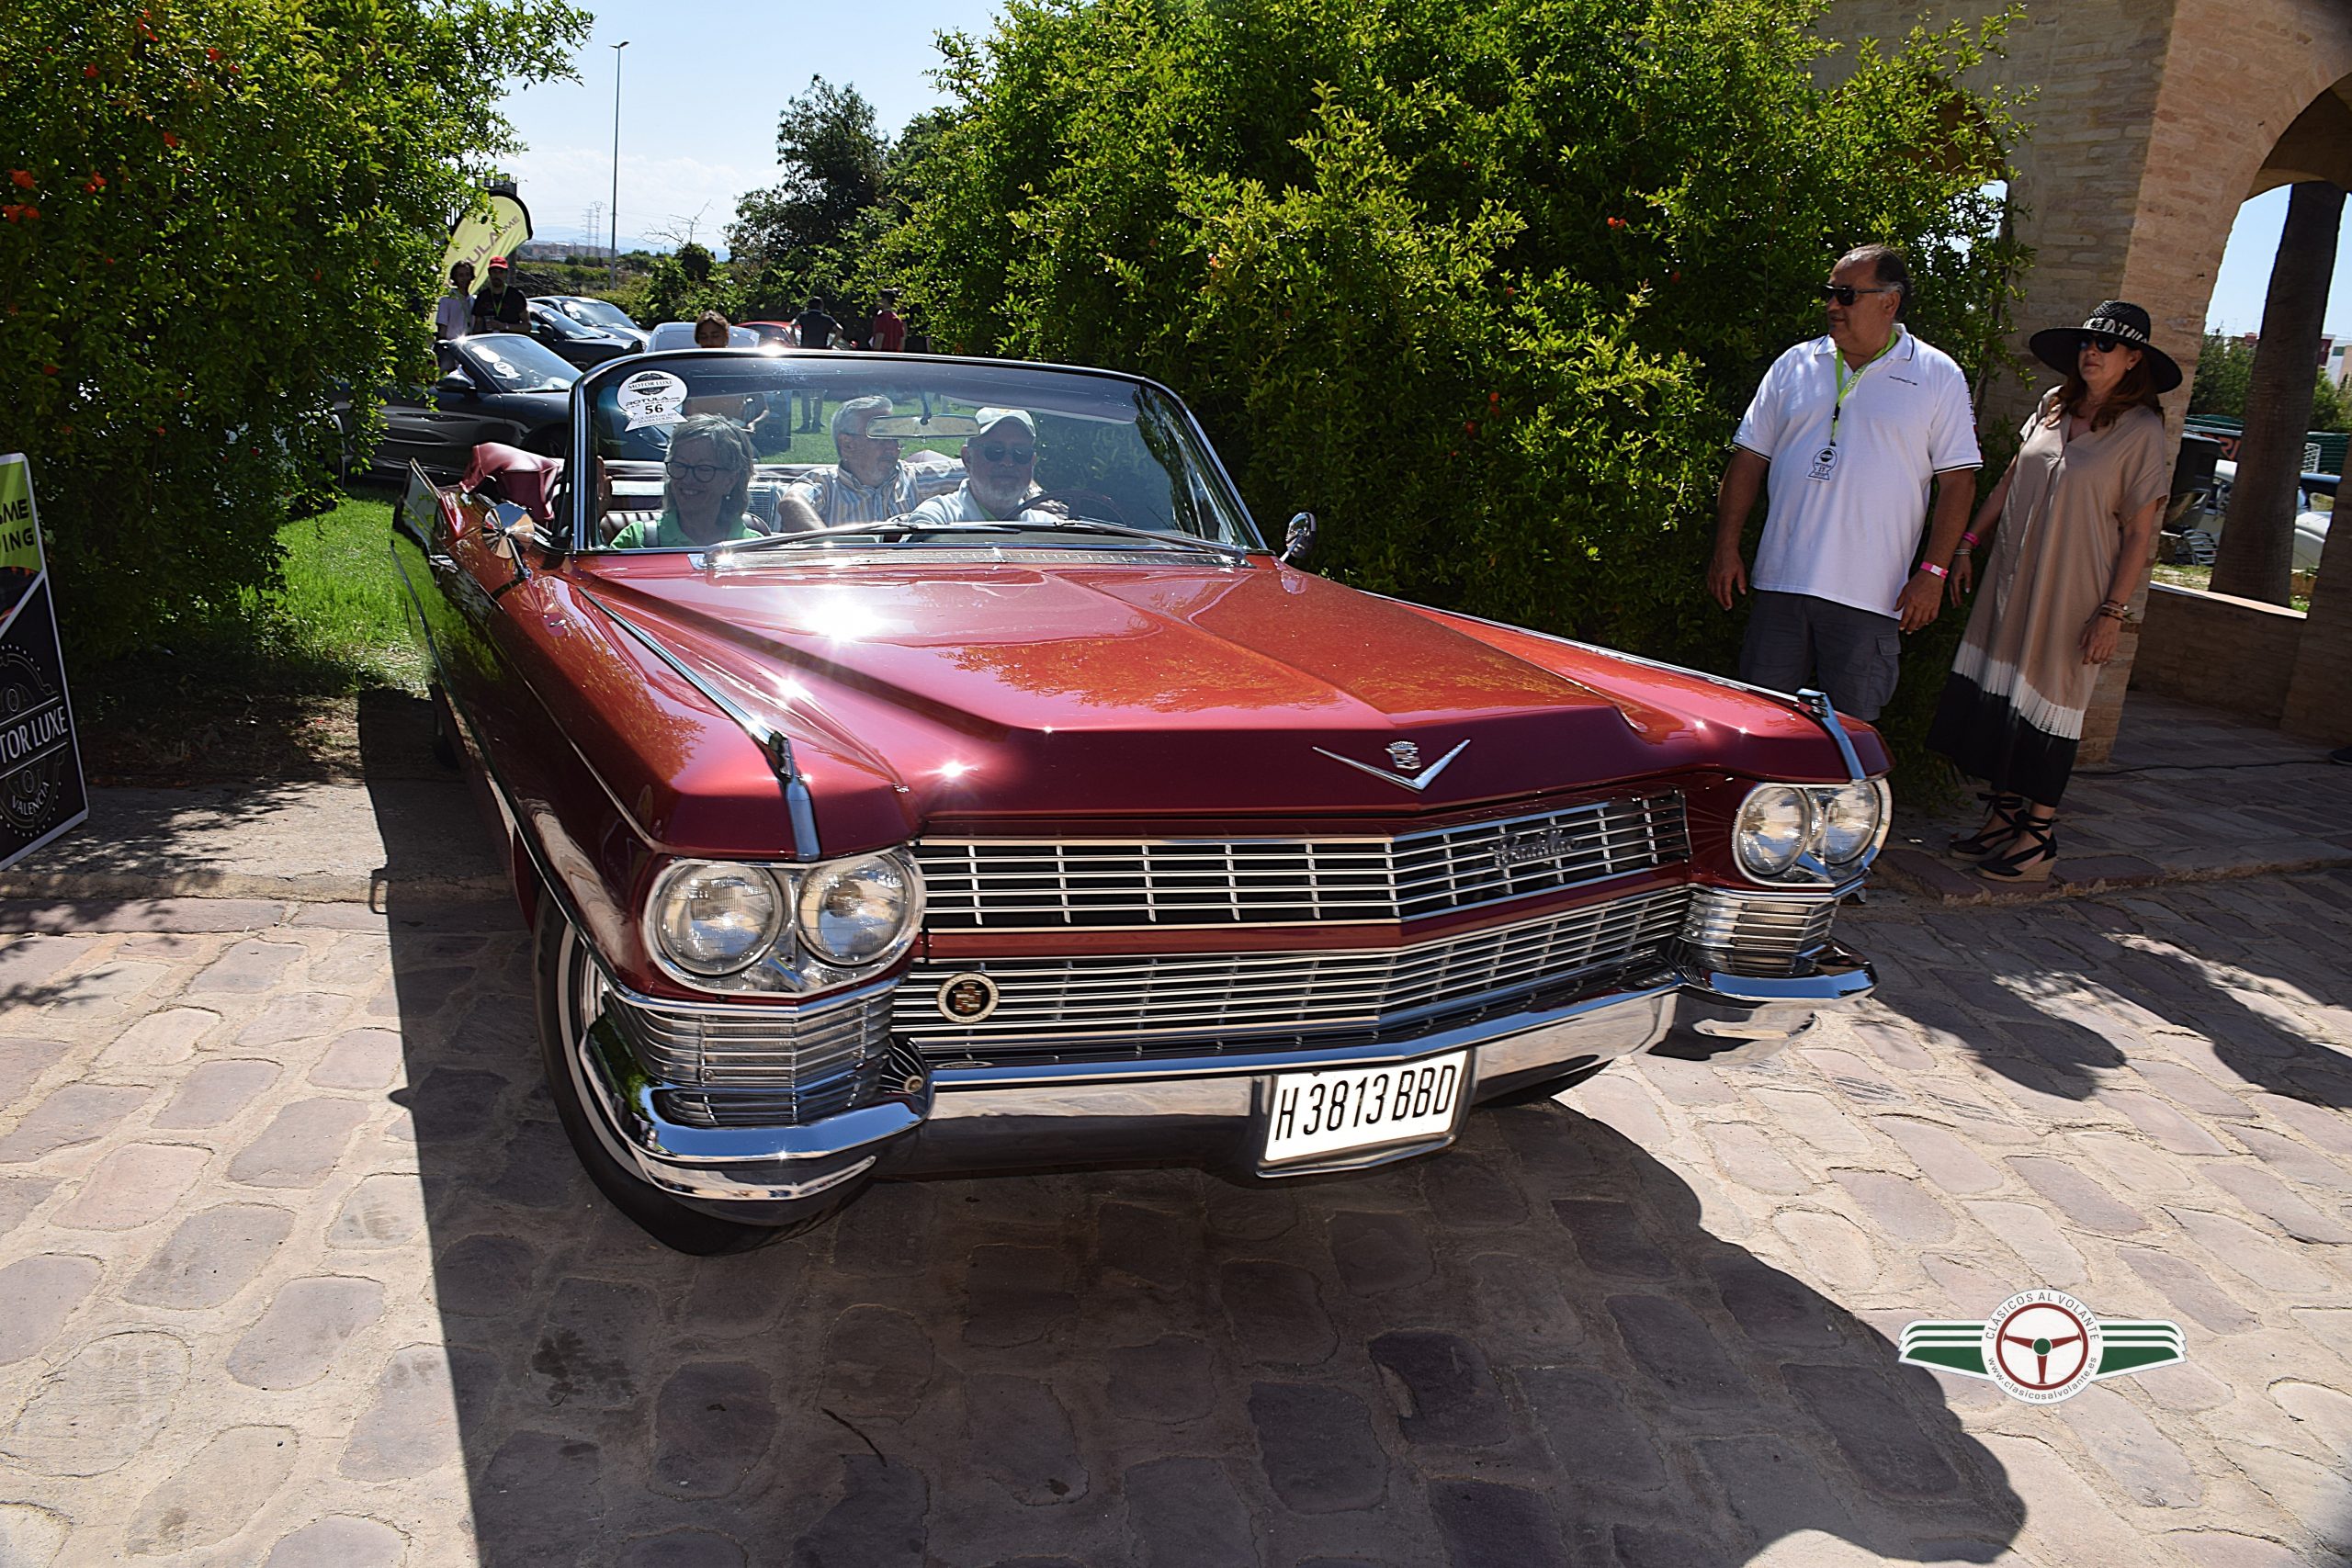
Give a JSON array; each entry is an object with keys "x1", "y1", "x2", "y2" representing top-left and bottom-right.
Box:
[
  {"x1": 906, "y1": 408, "x2": 1053, "y2": 524},
  {"x1": 469, "y1": 255, "x2": 528, "y2": 336}
]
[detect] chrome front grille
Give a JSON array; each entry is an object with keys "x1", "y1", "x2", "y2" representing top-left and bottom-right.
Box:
[
  {"x1": 1678, "y1": 887, "x2": 1840, "y2": 977},
  {"x1": 915, "y1": 794, "x2": 1687, "y2": 931},
  {"x1": 898, "y1": 885, "x2": 1690, "y2": 1058},
  {"x1": 605, "y1": 984, "x2": 894, "y2": 1114}
]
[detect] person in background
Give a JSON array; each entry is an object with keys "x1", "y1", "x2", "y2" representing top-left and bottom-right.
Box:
[
  {"x1": 434, "y1": 261, "x2": 475, "y2": 342},
  {"x1": 469, "y1": 256, "x2": 527, "y2": 336},
  {"x1": 1928, "y1": 300, "x2": 2178, "y2": 883},
  {"x1": 692, "y1": 310, "x2": 731, "y2": 348},
  {"x1": 871, "y1": 289, "x2": 908, "y2": 354},
  {"x1": 792, "y1": 297, "x2": 839, "y2": 431},
  {"x1": 607, "y1": 416, "x2": 763, "y2": 548},
  {"x1": 1709, "y1": 243, "x2": 1982, "y2": 722},
  {"x1": 775, "y1": 396, "x2": 962, "y2": 528}
]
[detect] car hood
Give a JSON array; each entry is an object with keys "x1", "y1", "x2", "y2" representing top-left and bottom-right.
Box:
[{"x1": 579, "y1": 557, "x2": 1873, "y2": 833}]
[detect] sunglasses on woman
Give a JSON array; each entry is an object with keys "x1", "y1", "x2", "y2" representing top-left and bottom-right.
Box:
[
  {"x1": 976, "y1": 442, "x2": 1035, "y2": 465},
  {"x1": 2081, "y1": 333, "x2": 2125, "y2": 353}
]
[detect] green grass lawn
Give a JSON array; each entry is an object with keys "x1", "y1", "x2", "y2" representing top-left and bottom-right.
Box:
[
  {"x1": 76, "y1": 487, "x2": 431, "y2": 783},
  {"x1": 272, "y1": 490, "x2": 424, "y2": 694}
]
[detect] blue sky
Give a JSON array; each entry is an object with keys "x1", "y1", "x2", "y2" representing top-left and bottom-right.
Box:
[{"x1": 494, "y1": 4, "x2": 2335, "y2": 336}]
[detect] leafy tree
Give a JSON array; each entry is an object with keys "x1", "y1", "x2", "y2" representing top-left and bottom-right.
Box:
[
  {"x1": 2190, "y1": 331, "x2": 2352, "y2": 434},
  {"x1": 881, "y1": 0, "x2": 2026, "y2": 766},
  {"x1": 727, "y1": 77, "x2": 888, "y2": 270},
  {"x1": 0, "y1": 0, "x2": 590, "y2": 660}
]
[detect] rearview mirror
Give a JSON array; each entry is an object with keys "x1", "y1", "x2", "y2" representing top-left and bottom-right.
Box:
[
  {"x1": 864, "y1": 412, "x2": 983, "y2": 439},
  {"x1": 1280, "y1": 511, "x2": 1316, "y2": 565}
]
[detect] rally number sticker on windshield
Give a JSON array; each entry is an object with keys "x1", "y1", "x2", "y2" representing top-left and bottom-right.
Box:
[{"x1": 618, "y1": 370, "x2": 689, "y2": 431}]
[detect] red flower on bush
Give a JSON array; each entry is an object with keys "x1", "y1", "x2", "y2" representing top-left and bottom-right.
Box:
[
  {"x1": 84, "y1": 63, "x2": 98, "y2": 77},
  {"x1": 83, "y1": 175, "x2": 105, "y2": 194},
  {"x1": 161, "y1": 131, "x2": 180, "y2": 149},
  {"x1": 9, "y1": 170, "x2": 34, "y2": 190},
  {"x1": 1605, "y1": 216, "x2": 1627, "y2": 231},
  {"x1": 40, "y1": 365, "x2": 58, "y2": 376},
  {"x1": 1488, "y1": 391, "x2": 1500, "y2": 406},
  {"x1": 206, "y1": 47, "x2": 221, "y2": 62},
  {"x1": 1464, "y1": 420, "x2": 1478, "y2": 436}
]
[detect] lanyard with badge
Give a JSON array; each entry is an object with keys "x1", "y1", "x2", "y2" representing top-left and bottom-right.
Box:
[{"x1": 1808, "y1": 335, "x2": 1896, "y2": 482}]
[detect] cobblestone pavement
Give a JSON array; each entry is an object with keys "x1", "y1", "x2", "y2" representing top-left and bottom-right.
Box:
[{"x1": 0, "y1": 875, "x2": 2349, "y2": 1567}]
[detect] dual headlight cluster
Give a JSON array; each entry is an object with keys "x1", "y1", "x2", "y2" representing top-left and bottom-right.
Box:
[
  {"x1": 646, "y1": 852, "x2": 922, "y2": 991},
  {"x1": 1733, "y1": 779, "x2": 1892, "y2": 884}
]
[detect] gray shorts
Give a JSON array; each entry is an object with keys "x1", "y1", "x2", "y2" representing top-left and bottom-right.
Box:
[{"x1": 1736, "y1": 591, "x2": 1902, "y2": 721}]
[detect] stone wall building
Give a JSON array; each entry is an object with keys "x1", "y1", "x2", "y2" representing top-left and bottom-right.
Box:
[{"x1": 1822, "y1": 0, "x2": 2352, "y2": 753}]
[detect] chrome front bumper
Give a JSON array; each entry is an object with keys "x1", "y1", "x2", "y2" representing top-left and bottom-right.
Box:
[{"x1": 571, "y1": 942, "x2": 1875, "y2": 1224}]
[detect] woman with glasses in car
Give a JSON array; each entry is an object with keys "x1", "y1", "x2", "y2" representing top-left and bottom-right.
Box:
[
  {"x1": 609, "y1": 416, "x2": 763, "y2": 548},
  {"x1": 1929, "y1": 301, "x2": 2179, "y2": 882}
]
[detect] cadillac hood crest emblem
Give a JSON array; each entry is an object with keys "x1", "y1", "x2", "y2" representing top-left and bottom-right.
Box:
[{"x1": 1314, "y1": 739, "x2": 1470, "y2": 794}]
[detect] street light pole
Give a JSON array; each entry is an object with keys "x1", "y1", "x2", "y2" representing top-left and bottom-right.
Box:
[{"x1": 608, "y1": 39, "x2": 628, "y2": 288}]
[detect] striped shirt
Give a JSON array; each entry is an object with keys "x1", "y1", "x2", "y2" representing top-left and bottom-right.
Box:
[{"x1": 786, "y1": 457, "x2": 963, "y2": 525}]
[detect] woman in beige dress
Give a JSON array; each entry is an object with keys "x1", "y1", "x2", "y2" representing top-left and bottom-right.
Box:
[{"x1": 1928, "y1": 300, "x2": 2178, "y2": 881}]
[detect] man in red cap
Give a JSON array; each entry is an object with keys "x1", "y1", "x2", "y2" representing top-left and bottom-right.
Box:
[{"x1": 469, "y1": 255, "x2": 528, "y2": 336}]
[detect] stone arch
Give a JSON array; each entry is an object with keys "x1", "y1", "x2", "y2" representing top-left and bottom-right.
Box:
[{"x1": 1818, "y1": 0, "x2": 2352, "y2": 754}]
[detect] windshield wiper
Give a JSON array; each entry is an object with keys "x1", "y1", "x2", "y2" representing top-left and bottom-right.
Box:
[
  {"x1": 709, "y1": 517, "x2": 1257, "y2": 560},
  {"x1": 1026, "y1": 515, "x2": 1255, "y2": 561}
]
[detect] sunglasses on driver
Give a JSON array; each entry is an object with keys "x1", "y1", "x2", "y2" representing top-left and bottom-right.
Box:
[{"x1": 975, "y1": 441, "x2": 1035, "y2": 465}]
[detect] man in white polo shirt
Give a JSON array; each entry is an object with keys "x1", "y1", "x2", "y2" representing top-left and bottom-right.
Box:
[{"x1": 1708, "y1": 244, "x2": 1981, "y2": 721}]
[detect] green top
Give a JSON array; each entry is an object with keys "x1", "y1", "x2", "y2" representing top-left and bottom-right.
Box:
[{"x1": 608, "y1": 507, "x2": 760, "y2": 550}]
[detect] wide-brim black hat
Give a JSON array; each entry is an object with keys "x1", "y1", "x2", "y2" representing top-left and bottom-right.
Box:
[{"x1": 2030, "y1": 300, "x2": 2182, "y2": 393}]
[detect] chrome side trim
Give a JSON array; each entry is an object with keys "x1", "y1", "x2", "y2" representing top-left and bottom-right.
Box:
[{"x1": 579, "y1": 588, "x2": 822, "y2": 859}]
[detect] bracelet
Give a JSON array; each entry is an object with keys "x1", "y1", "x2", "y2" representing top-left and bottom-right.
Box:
[
  {"x1": 1918, "y1": 561, "x2": 1949, "y2": 580},
  {"x1": 1960, "y1": 531, "x2": 1981, "y2": 548},
  {"x1": 2097, "y1": 602, "x2": 2128, "y2": 621}
]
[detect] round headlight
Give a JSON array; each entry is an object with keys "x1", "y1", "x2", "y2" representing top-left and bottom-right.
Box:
[
  {"x1": 1734, "y1": 784, "x2": 1811, "y2": 878},
  {"x1": 651, "y1": 861, "x2": 783, "y2": 976},
  {"x1": 1815, "y1": 780, "x2": 1884, "y2": 864},
  {"x1": 796, "y1": 853, "x2": 918, "y2": 965}
]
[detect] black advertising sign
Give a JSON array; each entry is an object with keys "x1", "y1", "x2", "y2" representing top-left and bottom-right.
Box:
[{"x1": 0, "y1": 455, "x2": 87, "y2": 869}]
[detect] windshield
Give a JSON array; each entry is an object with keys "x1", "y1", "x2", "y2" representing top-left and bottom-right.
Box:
[
  {"x1": 563, "y1": 298, "x2": 639, "y2": 333},
  {"x1": 582, "y1": 355, "x2": 1260, "y2": 555},
  {"x1": 460, "y1": 334, "x2": 579, "y2": 393}
]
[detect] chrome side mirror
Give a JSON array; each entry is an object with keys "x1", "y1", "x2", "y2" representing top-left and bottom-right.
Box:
[{"x1": 1279, "y1": 511, "x2": 1316, "y2": 565}]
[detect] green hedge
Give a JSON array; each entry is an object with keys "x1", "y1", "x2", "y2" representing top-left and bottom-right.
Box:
[{"x1": 883, "y1": 0, "x2": 2027, "y2": 773}]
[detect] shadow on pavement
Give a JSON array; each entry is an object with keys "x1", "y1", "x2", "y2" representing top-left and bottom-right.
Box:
[{"x1": 357, "y1": 833, "x2": 2023, "y2": 1563}]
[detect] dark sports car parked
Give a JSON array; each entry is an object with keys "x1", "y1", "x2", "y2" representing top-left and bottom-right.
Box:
[
  {"x1": 526, "y1": 300, "x2": 637, "y2": 369},
  {"x1": 537, "y1": 293, "x2": 649, "y2": 353},
  {"x1": 339, "y1": 333, "x2": 577, "y2": 479}
]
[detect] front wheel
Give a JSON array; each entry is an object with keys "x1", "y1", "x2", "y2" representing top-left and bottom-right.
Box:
[{"x1": 533, "y1": 899, "x2": 822, "y2": 1255}]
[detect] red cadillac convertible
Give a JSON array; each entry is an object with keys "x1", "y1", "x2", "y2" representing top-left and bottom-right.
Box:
[{"x1": 393, "y1": 350, "x2": 1889, "y2": 1254}]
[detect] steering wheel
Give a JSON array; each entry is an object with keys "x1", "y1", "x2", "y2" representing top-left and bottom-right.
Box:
[{"x1": 1023, "y1": 488, "x2": 1132, "y2": 527}]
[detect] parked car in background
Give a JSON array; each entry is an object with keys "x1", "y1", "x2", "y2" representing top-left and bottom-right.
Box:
[
  {"x1": 538, "y1": 294, "x2": 648, "y2": 352},
  {"x1": 339, "y1": 333, "x2": 576, "y2": 479},
  {"x1": 645, "y1": 321, "x2": 766, "y2": 352},
  {"x1": 525, "y1": 299, "x2": 636, "y2": 369},
  {"x1": 741, "y1": 321, "x2": 798, "y2": 349},
  {"x1": 395, "y1": 350, "x2": 1889, "y2": 1255},
  {"x1": 2296, "y1": 472, "x2": 2333, "y2": 573},
  {"x1": 2191, "y1": 460, "x2": 2332, "y2": 573}
]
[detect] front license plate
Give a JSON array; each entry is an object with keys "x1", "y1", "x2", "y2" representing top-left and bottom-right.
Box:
[{"x1": 1262, "y1": 1052, "x2": 1468, "y2": 1168}]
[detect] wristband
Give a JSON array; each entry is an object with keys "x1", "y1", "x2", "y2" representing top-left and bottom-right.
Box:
[
  {"x1": 1918, "y1": 561, "x2": 1949, "y2": 580},
  {"x1": 1959, "y1": 531, "x2": 1980, "y2": 550}
]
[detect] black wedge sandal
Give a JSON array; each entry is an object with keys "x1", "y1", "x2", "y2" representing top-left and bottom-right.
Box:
[
  {"x1": 1948, "y1": 792, "x2": 2026, "y2": 861},
  {"x1": 1976, "y1": 818, "x2": 2057, "y2": 883}
]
